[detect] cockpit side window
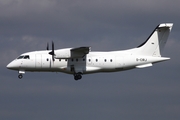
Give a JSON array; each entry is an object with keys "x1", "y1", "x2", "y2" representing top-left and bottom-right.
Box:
[
  {"x1": 24, "y1": 55, "x2": 30, "y2": 59},
  {"x1": 17, "y1": 56, "x2": 24, "y2": 59}
]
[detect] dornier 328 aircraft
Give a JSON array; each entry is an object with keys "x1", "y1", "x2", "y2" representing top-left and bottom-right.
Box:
[{"x1": 7, "y1": 23, "x2": 173, "y2": 80}]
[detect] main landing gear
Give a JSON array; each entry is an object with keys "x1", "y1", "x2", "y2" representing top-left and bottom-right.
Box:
[{"x1": 74, "y1": 73, "x2": 82, "y2": 80}]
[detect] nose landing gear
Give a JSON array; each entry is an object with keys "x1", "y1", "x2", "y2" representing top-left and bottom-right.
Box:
[
  {"x1": 18, "y1": 74, "x2": 23, "y2": 79},
  {"x1": 18, "y1": 70, "x2": 25, "y2": 79}
]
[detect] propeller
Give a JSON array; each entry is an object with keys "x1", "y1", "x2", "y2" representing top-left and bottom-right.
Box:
[
  {"x1": 46, "y1": 42, "x2": 49, "y2": 50},
  {"x1": 49, "y1": 41, "x2": 55, "y2": 61}
]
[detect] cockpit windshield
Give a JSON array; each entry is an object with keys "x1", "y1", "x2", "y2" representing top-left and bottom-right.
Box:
[
  {"x1": 17, "y1": 56, "x2": 24, "y2": 59},
  {"x1": 24, "y1": 55, "x2": 30, "y2": 59},
  {"x1": 17, "y1": 55, "x2": 30, "y2": 59}
]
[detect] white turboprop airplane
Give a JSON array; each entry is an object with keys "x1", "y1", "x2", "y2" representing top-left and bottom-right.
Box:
[{"x1": 7, "y1": 23, "x2": 173, "y2": 80}]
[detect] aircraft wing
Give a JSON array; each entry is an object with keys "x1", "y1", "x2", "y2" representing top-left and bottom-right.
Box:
[{"x1": 70, "y1": 47, "x2": 91, "y2": 58}]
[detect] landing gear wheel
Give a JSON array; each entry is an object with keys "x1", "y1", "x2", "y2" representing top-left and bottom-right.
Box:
[
  {"x1": 74, "y1": 73, "x2": 82, "y2": 80},
  {"x1": 74, "y1": 75, "x2": 79, "y2": 80},
  {"x1": 78, "y1": 75, "x2": 82, "y2": 80},
  {"x1": 18, "y1": 74, "x2": 23, "y2": 79}
]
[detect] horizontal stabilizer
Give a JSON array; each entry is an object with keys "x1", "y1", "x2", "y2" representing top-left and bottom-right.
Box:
[{"x1": 136, "y1": 63, "x2": 153, "y2": 68}]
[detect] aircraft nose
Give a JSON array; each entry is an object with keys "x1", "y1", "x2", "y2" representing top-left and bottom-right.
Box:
[
  {"x1": 6, "y1": 61, "x2": 18, "y2": 70},
  {"x1": 6, "y1": 62, "x2": 13, "y2": 69}
]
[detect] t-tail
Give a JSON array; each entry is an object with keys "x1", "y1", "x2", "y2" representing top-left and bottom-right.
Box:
[{"x1": 137, "y1": 23, "x2": 173, "y2": 57}]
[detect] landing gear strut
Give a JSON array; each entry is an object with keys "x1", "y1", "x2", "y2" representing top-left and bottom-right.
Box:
[
  {"x1": 74, "y1": 73, "x2": 82, "y2": 80},
  {"x1": 18, "y1": 74, "x2": 23, "y2": 79}
]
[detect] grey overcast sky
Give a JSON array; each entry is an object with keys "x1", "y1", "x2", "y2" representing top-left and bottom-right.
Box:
[{"x1": 1, "y1": 0, "x2": 180, "y2": 120}]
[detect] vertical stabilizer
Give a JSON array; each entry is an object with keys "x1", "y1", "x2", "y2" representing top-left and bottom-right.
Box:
[{"x1": 137, "y1": 23, "x2": 173, "y2": 57}]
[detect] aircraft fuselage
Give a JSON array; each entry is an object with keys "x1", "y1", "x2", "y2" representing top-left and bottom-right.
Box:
[{"x1": 7, "y1": 50, "x2": 169, "y2": 74}]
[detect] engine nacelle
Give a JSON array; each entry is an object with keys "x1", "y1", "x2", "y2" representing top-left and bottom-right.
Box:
[{"x1": 54, "y1": 48, "x2": 84, "y2": 59}]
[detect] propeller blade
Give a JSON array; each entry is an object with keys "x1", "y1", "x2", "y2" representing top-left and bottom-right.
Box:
[
  {"x1": 47, "y1": 42, "x2": 49, "y2": 50},
  {"x1": 52, "y1": 56, "x2": 55, "y2": 61},
  {"x1": 49, "y1": 42, "x2": 54, "y2": 55},
  {"x1": 48, "y1": 41, "x2": 55, "y2": 61},
  {"x1": 52, "y1": 41, "x2": 54, "y2": 54}
]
